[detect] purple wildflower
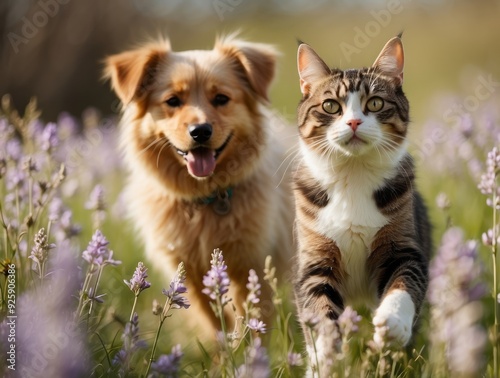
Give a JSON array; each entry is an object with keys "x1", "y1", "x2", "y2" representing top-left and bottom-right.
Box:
[
  {"x1": 0, "y1": 157, "x2": 6, "y2": 178},
  {"x1": 81, "y1": 230, "x2": 121, "y2": 272},
  {"x1": 28, "y1": 228, "x2": 55, "y2": 268},
  {"x1": 17, "y1": 247, "x2": 90, "y2": 376},
  {"x1": 301, "y1": 310, "x2": 320, "y2": 328},
  {"x1": 124, "y1": 262, "x2": 151, "y2": 295},
  {"x1": 337, "y1": 306, "x2": 362, "y2": 337},
  {"x1": 152, "y1": 299, "x2": 163, "y2": 315},
  {"x1": 149, "y1": 344, "x2": 183, "y2": 378},
  {"x1": 85, "y1": 184, "x2": 106, "y2": 228},
  {"x1": 113, "y1": 313, "x2": 147, "y2": 377},
  {"x1": 22, "y1": 156, "x2": 38, "y2": 173},
  {"x1": 428, "y1": 227, "x2": 487, "y2": 375},
  {"x1": 50, "y1": 203, "x2": 81, "y2": 243},
  {"x1": 435, "y1": 192, "x2": 451, "y2": 210},
  {"x1": 246, "y1": 269, "x2": 261, "y2": 304},
  {"x1": 247, "y1": 318, "x2": 267, "y2": 334},
  {"x1": 6, "y1": 138, "x2": 22, "y2": 161},
  {"x1": 202, "y1": 249, "x2": 230, "y2": 304},
  {"x1": 40, "y1": 122, "x2": 59, "y2": 151},
  {"x1": 287, "y1": 352, "x2": 304, "y2": 367},
  {"x1": 236, "y1": 337, "x2": 270, "y2": 378},
  {"x1": 478, "y1": 147, "x2": 500, "y2": 209},
  {"x1": 85, "y1": 184, "x2": 106, "y2": 211},
  {"x1": 482, "y1": 227, "x2": 500, "y2": 247},
  {"x1": 5, "y1": 166, "x2": 25, "y2": 191},
  {"x1": 162, "y1": 262, "x2": 190, "y2": 310}
]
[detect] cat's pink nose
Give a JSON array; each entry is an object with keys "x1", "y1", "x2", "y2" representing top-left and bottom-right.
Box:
[{"x1": 346, "y1": 119, "x2": 363, "y2": 131}]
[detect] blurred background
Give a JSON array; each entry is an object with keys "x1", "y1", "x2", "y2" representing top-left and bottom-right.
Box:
[{"x1": 1, "y1": 0, "x2": 499, "y2": 124}]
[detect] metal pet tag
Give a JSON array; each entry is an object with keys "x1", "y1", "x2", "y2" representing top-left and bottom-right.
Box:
[{"x1": 213, "y1": 190, "x2": 231, "y2": 215}]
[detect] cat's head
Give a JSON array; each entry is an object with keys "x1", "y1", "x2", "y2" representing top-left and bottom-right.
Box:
[{"x1": 297, "y1": 36, "x2": 409, "y2": 159}]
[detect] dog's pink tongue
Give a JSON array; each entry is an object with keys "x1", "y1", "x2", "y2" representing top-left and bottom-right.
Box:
[{"x1": 186, "y1": 148, "x2": 216, "y2": 177}]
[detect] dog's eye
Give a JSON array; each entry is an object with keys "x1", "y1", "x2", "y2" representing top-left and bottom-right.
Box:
[
  {"x1": 213, "y1": 94, "x2": 230, "y2": 107},
  {"x1": 165, "y1": 96, "x2": 182, "y2": 108}
]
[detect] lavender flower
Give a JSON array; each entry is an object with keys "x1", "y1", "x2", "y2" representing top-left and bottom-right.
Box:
[
  {"x1": 6, "y1": 138, "x2": 22, "y2": 161},
  {"x1": 40, "y1": 122, "x2": 59, "y2": 151},
  {"x1": 236, "y1": 337, "x2": 270, "y2": 378},
  {"x1": 49, "y1": 198, "x2": 81, "y2": 242},
  {"x1": 301, "y1": 310, "x2": 320, "y2": 328},
  {"x1": 202, "y1": 249, "x2": 230, "y2": 305},
  {"x1": 149, "y1": 344, "x2": 183, "y2": 378},
  {"x1": 420, "y1": 88, "x2": 500, "y2": 181},
  {"x1": 482, "y1": 227, "x2": 500, "y2": 247},
  {"x1": 478, "y1": 147, "x2": 500, "y2": 210},
  {"x1": 113, "y1": 313, "x2": 147, "y2": 377},
  {"x1": 337, "y1": 306, "x2": 362, "y2": 337},
  {"x1": 81, "y1": 230, "x2": 121, "y2": 272},
  {"x1": 247, "y1": 318, "x2": 267, "y2": 334},
  {"x1": 246, "y1": 269, "x2": 261, "y2": 305},
  {"x1": 17, "y1": 246, "x2": 90, "y2": 377},
  {"x1": 428, "y1": 227, "x2": 487, "y2": 375},
  {"x1": 85, "y1": 184, "x2": 106, "y2": 211},
  {"x1": 435, "y1": 192, "x2": 451, "y2": 210},
  {"x1": 152, "y1": 299, "x2": 163, "y2": 315},
  {"x1": 162, "y1": 262, "x2": 190, "y2": 310},
  {"x1": 124, "y1": 262, "x2": 151, "y2": 295},
  {"x1": 287, "y1": 352, "x2": 304, "y2": 367},
  {"x1": 85, "y1": 184, "x2": 106, "y2": 228},
  {"x1": 28, "y1": 228, "x2": 55, "y2": 267}
]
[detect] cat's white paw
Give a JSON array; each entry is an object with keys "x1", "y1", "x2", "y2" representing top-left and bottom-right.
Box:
[{"x1": 373, "y1": 289, "x2": 415, "y2": 347}]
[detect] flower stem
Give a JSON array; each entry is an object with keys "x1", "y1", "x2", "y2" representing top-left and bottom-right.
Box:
[
  {"x1": 492, "y1": 190, "x2": 498, "y2": 378},
  {"x1": 129, "y1": 295, "x2": 138, "y2": 323},
  {"x1": 75, "y1": 268, "x2": 93, "y2": 320},
  {"x1": 145, "y1": 299, "x2": 171, "y2": 377}
]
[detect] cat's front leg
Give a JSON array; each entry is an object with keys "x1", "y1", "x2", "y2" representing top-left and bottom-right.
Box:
[
  {"x1": 373, "y1": 288, "x2": 415, "y2": 346},
  {"x1": 295, "y1": 256, "x2": 345, "y2": 375},
  {"x1": 369, "y1": 242, "x2": 429, "y2": 347}
]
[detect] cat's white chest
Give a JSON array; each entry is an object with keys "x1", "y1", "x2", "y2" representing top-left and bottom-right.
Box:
[{"x1": 316, "y1": 167, "x2": 389, "y2": 305}]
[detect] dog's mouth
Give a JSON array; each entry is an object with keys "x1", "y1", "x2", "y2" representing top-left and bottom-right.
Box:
[{"x1": 175, "y1": 134, "x2": 232, "y2": 178}]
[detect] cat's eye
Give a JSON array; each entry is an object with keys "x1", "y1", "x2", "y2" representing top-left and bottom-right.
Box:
[
  {"x1": 366, "y1": 97, "x2": 384, "y2": 112},
  {"x1": 213, "y1": 94, "x2": 230, "y2": 107},
  {"x1": 165, "y1": 96, "x2": 182, "y2": 108},
  {"x1": 322, "y1": 100, "x2": 341, "y2": 114}
]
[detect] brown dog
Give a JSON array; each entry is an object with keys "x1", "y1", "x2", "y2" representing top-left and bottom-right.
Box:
[{"x1": 104, "y1": 35, "x2": 294, "y2": 335}]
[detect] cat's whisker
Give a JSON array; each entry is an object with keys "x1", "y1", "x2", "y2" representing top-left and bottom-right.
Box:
[{"x1": 275, "y1": 146, "x2": 302, "y2": 188}]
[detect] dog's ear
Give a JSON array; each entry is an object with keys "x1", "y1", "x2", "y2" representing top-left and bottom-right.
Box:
[
  {"x1": 103, "y1": 41, "x2": 169, "y2": 105},
  {"x1": 216, "y1": 37, "x2": 278, "y2": 102}
]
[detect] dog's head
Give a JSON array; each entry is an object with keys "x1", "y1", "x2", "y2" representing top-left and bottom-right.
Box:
[{"x1": 104, "y1": 35, "x2": 277, "y2": 195}]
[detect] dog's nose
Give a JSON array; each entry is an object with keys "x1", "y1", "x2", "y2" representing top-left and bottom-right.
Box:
[{"x1": 188, "y1": 123, "x2": 212, "y2": 143}]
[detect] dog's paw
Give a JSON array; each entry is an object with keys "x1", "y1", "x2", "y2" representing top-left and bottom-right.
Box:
[{"x1": 373, "y1": 289, "x2": 415, "y2": 347}]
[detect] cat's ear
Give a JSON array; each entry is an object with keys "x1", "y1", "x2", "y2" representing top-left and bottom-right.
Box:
[
  {"x1": 372, "y1": 36, "x2": 404, "y2": 84},
  {"x1": 297, "y1": 44, "x2": 330, "y2": 96}
]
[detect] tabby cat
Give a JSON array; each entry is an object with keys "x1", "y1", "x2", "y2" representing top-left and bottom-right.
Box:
[{"x1": 293, "y1": 36, "x2": 431, "y2": 372}]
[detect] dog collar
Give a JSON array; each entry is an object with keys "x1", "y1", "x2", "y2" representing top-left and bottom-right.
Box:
[{"x1": 200, "y1": 188, "x2": 233, "y2": 215}]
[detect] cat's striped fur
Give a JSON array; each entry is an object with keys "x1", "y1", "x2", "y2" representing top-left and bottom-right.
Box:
[{"x1": 293, "y1": 36, "x2": 431, "y2": 373}]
